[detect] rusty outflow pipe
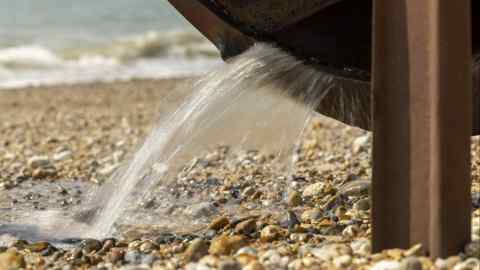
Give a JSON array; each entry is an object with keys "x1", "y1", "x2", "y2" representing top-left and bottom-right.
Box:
[{"x1": 169, "y1": 0, "x2": 480, "y2": 135}]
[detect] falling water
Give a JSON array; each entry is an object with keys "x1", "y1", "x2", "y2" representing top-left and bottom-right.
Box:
[{"x1": 9, "y1": 43, "x2": 339, "y2": 241}]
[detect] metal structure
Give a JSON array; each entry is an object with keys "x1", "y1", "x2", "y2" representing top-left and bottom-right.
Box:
[{"x1": 169, "y1": 0, "x2": 475, "y2": 257}]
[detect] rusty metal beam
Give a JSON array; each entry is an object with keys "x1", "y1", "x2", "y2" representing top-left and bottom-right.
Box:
[{"x1": 371, "y1": 0, "x2": 472, "y2": 257}]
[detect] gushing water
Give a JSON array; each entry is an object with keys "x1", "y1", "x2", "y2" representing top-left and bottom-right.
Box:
[{"x1": 6, "y1": 43, "x2": 338, "y2": 241}]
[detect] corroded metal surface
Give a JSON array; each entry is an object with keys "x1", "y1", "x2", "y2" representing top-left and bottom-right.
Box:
[{"x1": 372, "y1": 0, "x2": 472, "y2": 257}]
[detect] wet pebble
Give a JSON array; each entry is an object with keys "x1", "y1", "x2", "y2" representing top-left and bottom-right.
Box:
[
  {"x1": 81, "y1": 239, "x2": 103, "y2": 254},
  {"x1": 279, "y1": 211, "x2": 300, "y2": 230},
  {"x1": 287, "y1": 191, "x2": 302, "y2": 206},
  {"x1": 234, "y1": 219, "x2": 257, "y2": 235},
  {"x1": 208, "y1": 216, "x2": 230, "y2": 231},
  {"x1": 302, "y1": 182, "x2": 326, "y2": 197},
  {"x1": 301, "y1": 209, "x2": 323, "y2": 223}
]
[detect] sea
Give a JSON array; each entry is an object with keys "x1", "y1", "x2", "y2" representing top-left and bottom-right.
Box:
[{"x1": 0, "y1": 0, "x2": 222, "y2": 89}]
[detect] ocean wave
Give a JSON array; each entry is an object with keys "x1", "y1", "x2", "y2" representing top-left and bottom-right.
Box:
[{"x1": 0, "y1": 30, "x2": 219, "y2": 71}]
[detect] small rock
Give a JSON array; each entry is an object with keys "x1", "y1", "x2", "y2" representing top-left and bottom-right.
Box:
[
  {"x1": 333, "y1": 255, "x2": 352, "y2": 268},
  {"x1": 25, "y1": 241, "x2": 51, "y2": 252},
  {"x1": 280, "y1": 211, "x2": 301, "y2": 230},
  {"x1": 235, "y1": 247, "x2": 258, "y2": 256},
  {"x1": 400, "y1": 257, "x2": 423, "y2": 270},
  {"x1": 218, "y1": 260, "x2": 241, "y2": 270},
  {"x1": 28, "y1": 155, "x2": 51, "y2": 169},
  {"x1": 404, "y1": 244, "x2": 423, "y2": 257},
  {"x1": 342, "y1": 225, "x2": 360, "y2": 238},
  {"x1": 32, "y1": 166, "x2": 57, "y2": 179},
  {"x1": 354, "y1": 198, "x2": 371, "y2": 211},
  {"x1": 350, "y1": 239, "x2": 371, "y2": 256},
  {"x1": 0, "y1": 251, "x2": 25, "y2": 269},
  {"x1": 302, "y1": 182, "x2": 326, "y2": 197},
  {"x1": 81, "y1": 239, "x2": 102, "y2": 254},
  {"x1": 311, "y1": 244, "x2": 352, "y2": 261},
  {"x1": 338, "y1": 180, "x2": 371, "y2": 197},
  {"x1": 209, "y1": 235, "x2": 245, "y2": 256},
  {"x1": 243, "y1": 261, "x2": 265, "y2": 270},
  {"x1": 352, "y1": 134, "x2": 370, "y2": 153},
  {"x1": 464, "y1": 240, "x2": 479, "y2": 258},
  {"x1": 98, "y1": 164, "x2": 120, "y2": 176},
  {"x1": 184, "y1": 239, "x2": 209, "y2": 262},
  {"x1": 234, "y1": 219, "x2": 257, "y2": 235},
  {"x1": 453, "y1": 258, "x2": 480, "y2": 270},
  {"x1": 371, "y1": 260, "x2": 402, "y2": 270},
  {"x1": 287, "y1": 191, "x2": 302, "y2": 206},
  {"x1": 107, "y1": 248, "x2": 124, "y2": 263},
  {"x1": 208, "y1": 216, "x2": 230, "y2": 231},
  {"x1": 301, "y1": 209, "x2": 323, "y2": 223},
  {"x1": 125, "y1": 250, "x2": 142, "y2": 264},
  {"x1": 260, "y1": 225, "x2": 284, "y2": 242},
  {"x1": 53, "y1": 150, "x2": 72, "y2": 161},
  {"x1": 139, "y1": 241, "x2": 157, "y2": 253}
]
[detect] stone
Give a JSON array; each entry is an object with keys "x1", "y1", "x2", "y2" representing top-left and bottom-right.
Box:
[
  {"x1": 280, "y1": 211, "x2": 300, "y2": 230},
  {"x1": 333, "y1": 255, "x2": 353, "y2": 268},
  {"x1": 53, "y1": 150, "x2": 72, "y2": 161},
  {"x1": 371, "y1": 260, "x2": 402, "y2": 270},
  {"x1": 464, "y1": 240, "x2": 480, "y2": 258},
  {"x1": 302, "y1": 182, "x2": 326, "y2": 197},
  {"x1": 0, "y1": 251, "x2": 25, "y2": 269},
  {"x1": 208, "y1": 216, "x2": 230, "y2": 231},
  {"x1": 32, "y1": 166, "x2": 57, "y2": 179},
  {"x1": 351, "y1": 239, "x2": 372, "y2": 256},
  {"x1": 235, "y1": 247, "x2": 258, "y2": 256},
  {"x1": 453, "y1": 258, "x2": 480, "y2": 270},
  {"x1": 342, "y1": 225, "x2": 360, "y2": 238},
  {"x1": 107, "y1": 248, "x2": 125, "y2": 263},
  {"x1": 28, "y1": 155, "x2": 51, "y2": 169},
  {"x1": 311, "y1": 244, "x2": 352, "y2": 261},
  {"x1": 301, "y1": 209, "x2": 323, "y2": 223},
  {"x1": 184, "y1": 239, "x2": 209, "y2": 262},
  {"x1": 81, "y1": 239, "x2": 102, "y2": 253},
  {"x1": 260, "y1": 225, "x2": 284, "y2": 242},
  {"x1": 352, "y1": 134, "x2": 370, "y2": 153},
  {"x1": 209, "y1": 235, "x2": 245, "y2": 256},
  {"x1": 218, "y1": 260, "x2": 241, "y2": 270},
  {"x1": 287, "y1": 191, "x2": 302, "y2": 206},
  {"x1": 338, "y1": 180, "x2": 371, "y2": 197},
  {"x1": 243, "y1": 261, "x2": 265, "y2": 270},
  {"x1": 400, "y1": 257, "x2": 423, "y2": 270},
  {"x1": 139, "y1": 241, "x2": 158, "y2": 253},
  {"x1": 353, "y1": 198, "x2": 371, "y2": 211},
  {"x1": 25, "y1": 241, "x2": 51, "y2": 252},
  {"x1": 124, "y1": 250, "x2": 142, "y2": 264},
  {"x1": 234, "y1": 219, "x2": 257, "y2": 235}
]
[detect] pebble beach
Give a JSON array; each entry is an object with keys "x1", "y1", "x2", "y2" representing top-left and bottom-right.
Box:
[{"x1": 0, "y1": 79, "x2": 478, "y2": 269}]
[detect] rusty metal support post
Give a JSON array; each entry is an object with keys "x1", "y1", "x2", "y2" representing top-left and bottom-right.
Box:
[{"x1": 372, "y1": 0, "x2": 472, "y2": 257}]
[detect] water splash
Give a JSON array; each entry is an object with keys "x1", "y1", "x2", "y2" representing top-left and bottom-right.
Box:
[{"x1": 13, "y1": 43, "x2": 337, "y2": 240}]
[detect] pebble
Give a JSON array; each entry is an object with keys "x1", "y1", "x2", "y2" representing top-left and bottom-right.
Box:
[
  {"x1": 287, "y1": 191, "x2": 302, "y2": 206},
  {"x1": 53, "y1": 150, "x2": 72, "y2": 161},
  {"x1": 400, "y1": 257, "x2": 423, "y2": 270},
  {"x1": 453, "y1": 258, "x2": 480, "y2": 270},
  {"x1": 25, "y1": 241, "x2": 51, "y2": 252},
  {"x1": 124, "y1": 250, "x2": 142, "y2": 264},
  {"x1": 0, "y1": 251, "x2": 25, "y2": 269},
  {"x1": 260, "y1": 225, "x2": 283, "y2": 242},
  {"x1": 139, "y1": 241, "x2": 157, "y2": 253},
  {"x1": 184, "y1": 239, "x2": 209, "y2": 262},
  {"x1": 81, "y1": 239, "x2": 103, "y2": 254},
  {"x1": 351, "y1": 239, "x2": 371, "y2": 256},
  {"x1": 209, "y1": 235, "x2": 245, "y2": 256},
  {"x1": 301, "y1": 209, "x2": 323, "y2": 223},
  {"x1": 333, "y1": 255, "x2": 353, "y2": 268},
  {"x1": 311, "y1": 244, "x2": 352, "y2": 261},
  {"x1": 338, "y1": 180, "x2": 371, "y2": 197},
  {"x1": 352, "y1": 134, "x2": 370, "y2": 153},
  {"x1": 234, "y1": 219, "x2": 257, "y2": 235},
  {"x1": 243, "y1": 261, "x2": 265, "y2": 270},
  {"x1": 302, "y1": 182, "x2": 326, "y2": 197},
  {"x1": 107, "y1": 248, "x2": 125, "y2": 263},
  {"x1": 208, "y1": 216, "x2": 230, "y2": 231},
  {"x1": 218, "y1": 260, "x2": 241, "y2": 270},
  {"x1": 354, "y1": 198, "x2": 371, "y2": 211},
  {"x1": 371, "y1": 260, "x2": 402, "y2": 270},
  {"x1": 27, "y1": 155, "x2": 51, "y2": 169}
]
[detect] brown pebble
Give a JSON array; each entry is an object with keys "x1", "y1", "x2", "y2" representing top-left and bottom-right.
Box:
[
  {"x1": 25, "y1": 242, "x2": 50, "y2": 252},
  {"x1": 208, "y1": 216, "x2": 230, "y2": 231},
  {"x1": 184, "y1": 239, "x2": 209, "y2": 262},
  {"x1": 260, "y1": 225, "x2": 284, "y2": 242},
  {"x1": 234, "y1": 219, "x2": 257, "y2": 235},
  {"x1": 107, "y1": 248, "x2": 124, "y2": 263},
  {"x1": 0, "y1": 251, "x2": 25, "y2": 269},
  {"x1": 287, "y1": 191, "x2": 303, "y2": 207},
  {"x1": 209, "y1": 235, "x2": 246, "y2": 256}
]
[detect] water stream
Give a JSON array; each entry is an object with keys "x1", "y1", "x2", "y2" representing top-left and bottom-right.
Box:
[{"x1": 4, "y1": 43, "x2": 338, "y2": 241}]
